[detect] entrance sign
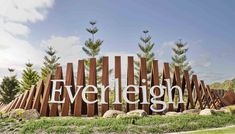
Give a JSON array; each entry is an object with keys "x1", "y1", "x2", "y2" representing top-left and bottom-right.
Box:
[
  {"x1": 49, "y1": 78, "x2": 184, "y2": 112},
  {"x1": 2, "y1": 56, "x2": 220, "y2": 117}
]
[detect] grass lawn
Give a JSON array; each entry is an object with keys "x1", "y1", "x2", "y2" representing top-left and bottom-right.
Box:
[
  {"x1": 17, "y1": 113, "x2": 235, "y2": 134},
  {"x1": 189, "y1": 126, "x2": 235, "y2": 134}
]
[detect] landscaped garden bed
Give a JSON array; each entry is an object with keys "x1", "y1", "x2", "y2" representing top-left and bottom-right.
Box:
[{"x1": 1, "y1": 112, "x2": 235, "y2": 134}]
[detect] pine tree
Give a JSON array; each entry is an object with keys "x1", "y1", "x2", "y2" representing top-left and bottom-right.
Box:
[
  {"x1": 21, "y1": 62, "x2": 40, "y2": 91},
  {"x1": 170, "y1": 39, "x2": 194, "y2": 76},
  {"x1": 135, "y1": 30, "x2": 155, "y2": 83},
  {"x1": 41, "y1": 46, "x2": 60, "y2": 81},
  {"x1": 82, "y1": 21, "x2": 104, "y2": 84},
  {"x1": 0, "y1": 69, "x2": 20, "y2": 104}
]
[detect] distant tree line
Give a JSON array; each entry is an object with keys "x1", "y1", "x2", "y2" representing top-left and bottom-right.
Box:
[{"x1": 210, "y1": 78, "x2": 235, "y2": 91}]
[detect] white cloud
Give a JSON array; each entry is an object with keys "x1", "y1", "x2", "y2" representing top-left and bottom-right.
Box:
[
  {"x1": 156, "y1": 41, "x2": 175, "y2": 57},
  {"x1": 197, "y1": 71, "x2": 230, "y2": 84},
  {"x1": 40, "y1": 36, "x2": 84, "y2": 64},
  {"x1": 0, "y1": 0, "x2": 54, "y2": 23},
  {"x1": 192, "y1": 54, "x2": 212, "y2": 68},
  {"x1": 0, "y1": 0, "x2": 54, "y2": 82}
]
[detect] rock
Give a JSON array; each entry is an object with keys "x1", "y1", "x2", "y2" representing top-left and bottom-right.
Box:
[
  {"x1": 116, "y1": 114, "x2": 128, "y2": 119},
  {"x1": 165, "y1": 112, "x2": 183, "y2": 116},
  {"x1": 103, "y1": 110, "x2": 125, "y2": 118},
  {"x1": 127, "y1": 110, "x2": 147, "y2": 117},
  {"x1": 183, "y1": 109, "x2": 200, "y2": 115},
  {"x1": 199, "y1": 109, "x2": 212, "y2": 115},
  {"x1": 211, "y1": 109, "x2": 225, "y2": 114},
  {"x1": 22, "y1": 109, "x2": 40, "y2": 120},
  {"x1": 220, "y1": 107, "x2": 230, "y2": 113},
  {"x1": 200, "y1": 109, "x2": 225, "y2": 116},
  {"x1": 9, "y1": 109, "x2": 25, "y2": 119}
]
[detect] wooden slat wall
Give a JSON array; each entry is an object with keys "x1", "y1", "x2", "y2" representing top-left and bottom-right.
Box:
[{"x1": 1, "y1": 57, "x2": 222, "y2": 115}]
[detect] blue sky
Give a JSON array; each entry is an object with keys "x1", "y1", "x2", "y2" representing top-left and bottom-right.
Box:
[{"x1": 0, "y1": 0, "x2": 235, "y2": 84}]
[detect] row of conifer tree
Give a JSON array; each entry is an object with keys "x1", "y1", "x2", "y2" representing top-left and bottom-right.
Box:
[{"x1": 0, "y1": 21, "x2": 193, "y2": 104}]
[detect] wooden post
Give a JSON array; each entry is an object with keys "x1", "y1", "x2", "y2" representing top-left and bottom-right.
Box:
[
  {"x1": 173, "y1": 66, "x2": 184, "y2": 112},
  {"x1": 32, "y1": 80, "x2": 44, "y2": 112},
  {"x1": 61, "y1": 63, "x2": 75, "y2": 116},
  {"x1": 6, "y1": 101, "x2": 13, "y2": 112},
  {"x1": 162, "y1": 63, "x2": 173, "y2": 111},
  {"x1": 101, "y1": 57, "x2": 109, "y2": 115},
  {"x1": 138, "y1": 58, "x2": 149, "y2": 114},
  {"x1": 200, "y1": 80, "x2": 209, "y2": 108},
  {"x1": 19, "y1": 90, "x2": 29, "y2": 109},
  {"x1": 127, "y1": 56, "x2": 135, "y2": 112},
  {"x1": 87, "y1": 58, "x2": 98, "y2": 117},
  {"x1": 182, "y1": 70, "x2": 195, "y2": 109},
  {"x1": 114, "y1": 56, "x2": 122, "y2": 111},
  {"x1": 40, "y1": 75, "x2": 52, "y2": 116},
  {"x1": 74, "y1": 60, "x2": 86, "y2": 116},
  {"x1": 191, "y1": 75, "x2": 203, "y2": 109},
  {"x1": 150, "y1": 60, "x2": 160, "y2": 114},
  {"x1": 50, "y1": 66, "x2": 63, "y2": 116},
  {"x1": 8, "y1": 98, "x2": 18, "y2": 111},
  {"x1": 14, "y1": 94, "x2": 24, "y2": 109},
  {"x1": 25, "y1": 85, "x2": 36, "y2": 110},
  {"x1": 206, "y1": 85, "x2": 216, "y2": 109}
]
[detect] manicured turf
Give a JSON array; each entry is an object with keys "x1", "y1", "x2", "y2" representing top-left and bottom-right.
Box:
[
  {"x1": 190, "y1": 126, "x2": 235, "y2": 134},
  {"x1": 18, "y1": 113, "x2": 235, "y2": 134}
]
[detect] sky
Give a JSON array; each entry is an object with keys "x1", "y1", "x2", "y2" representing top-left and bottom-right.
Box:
[{"x1": 0, "y1": 0, "x2": 235, "y2": 84}]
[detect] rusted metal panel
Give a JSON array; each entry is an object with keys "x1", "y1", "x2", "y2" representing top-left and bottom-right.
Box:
[
  {"x1": 50, "y1": 66, "x2": 63, "y2": 116},
  {"x1": 40, "y1": 75, "x2": 52, "y2": 116},
  {"x1": 138, "y1": 58, "x2": 149, "y2": 114},
  {"x1": 74, "y1": 60, "x2": 87, "y2": 116},
  {"x1": 19, "y1": 90, "x2": 29, "y2": 109},
  {"x1": 114, "y1": 56, "x2": 122, "y2": 111},
  {"x1": 87, "y1": 58, "x2": 98, "y2": 117},
  {"x1": 150, "y1": 60, "x2": 160, "y2": 114},
  {"x1": 126, "y1": 56, "x2": 135, "y2": 112},
  {"x1": 101, "y1": 57, "x2": 109, "y2": 115},
  {"x1": 32, "y1": 80, "x2": 44, "y2": 112},
  {"x1": 61, "y1": 63, "x2": 75, "y2": 116},
  {"x1": 25, "y1": 85, "x2": 36, "y2": 110}
]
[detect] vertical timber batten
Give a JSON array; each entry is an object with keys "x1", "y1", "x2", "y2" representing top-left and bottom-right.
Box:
[
  {"x1": 74, "y1": 60, "x2": 86, "y2": 116},
  {"x1": 101, "y1": 56, "x2": 109, "y2": 115},
  {"x1": 114, "y1": 56, "x2": 122, "y2": 111},
  {"x1": 127, "y1": 56, "x2": 135, "y2": 112}
]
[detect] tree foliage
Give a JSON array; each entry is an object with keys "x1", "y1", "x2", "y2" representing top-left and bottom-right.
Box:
[
  {"x1": 135, "y1": 30, "x2": 155, "y2": 83},
  {"x1": 21, "y1": 62, "x2": 40, "y2": 91},
  {"x1": 82, "y1": 21, "x2": 104, "y2": 84},
  {"x1": 0, "y1": 70, "x2": 20, "y2": 104},
  {"x1": 170, "y1": 39, "x2": 194, "y2": 76},
  {"x1": 210, "y1": 78, "x2": 235, "y2": 91},
  {"x1": 41, "y1": 46, "x2": 60, "y2": 81}
]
